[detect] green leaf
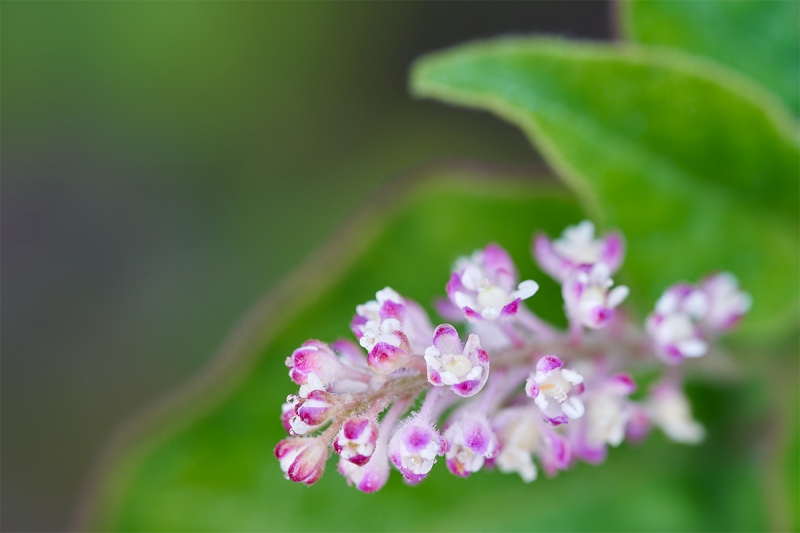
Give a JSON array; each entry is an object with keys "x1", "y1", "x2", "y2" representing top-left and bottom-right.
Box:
[
  {"x1": 410, "y1": 37, "x2": 799, "y2": 340},
  {"x1": 621, "y1": 0, "x2": 800, "y2": 117}
]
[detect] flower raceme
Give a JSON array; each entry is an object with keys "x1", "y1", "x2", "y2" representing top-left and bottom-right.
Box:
[{"x1": 275, "y1": 221, "x2": 750, "y2": 491}]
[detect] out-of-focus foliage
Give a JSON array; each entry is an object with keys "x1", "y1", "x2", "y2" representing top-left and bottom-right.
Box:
[
  {"x1": 412, "y1": 38, "x2": 799, "y2": 340},
  {"x1": 621, "y1": 0, "x2": 800, "y2": 116}
]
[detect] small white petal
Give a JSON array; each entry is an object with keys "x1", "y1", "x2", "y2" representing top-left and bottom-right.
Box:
[
  {"x1": 607, "y1": 285, "x2": 630, "y2": 308},
  {"x1": 299, "y1": 373, "x2": 325, "y2": 398},
  {"x1": 684, "y1": 291, "x2": 709, "y2": 318},
  {"x1": 561, "y1": 368, "x2": 584, "y2": 385},
  {"x1": 656, "y1": 291, "x2": 679, "y2": 314},
  {"x1": 514, "y1": 279, "x2": 540, "y2": 300},
  {"x1": 376, "y1": 286, "x2": 402, "y2": 304},
  {"x1": 589, "y1": 262, "x2": 611, "y2": 284},
  {"x1": 424, "y1": 351, "x2": 441, "y2": 370},
  {"x1": 463, "y1": 333, "x2": 481, "y2": 353},
  {"x1": 454, "y1": 291, "x2": 472, "y2": 310},
  {"x1": 678, "y1": 339, "x2": 708, "y2": 358},
  {"x1": 329, "y1": 379, "x2": 369, "y2": 394},
  {"x1": 562, "y1": 397, "x2": 585, "y2": 419},
  {"x1": 534, "y1": 395, "x2": 549, "y2": 410},
  {"x1": 461, "y1": 266, "x2": 484, "y2": 291},
  {"x1": 481, "y1": 307, "x2": 501, "y2": 320},
  {"x1": 380, "y1": 318, "x2": 401, "y2": 334},
  {"x1": 290, "y1": 417, "x2": 311, "y2": 435},
  {"x1": 440, "y1": 371, "x2": 460, "y2": 385}
]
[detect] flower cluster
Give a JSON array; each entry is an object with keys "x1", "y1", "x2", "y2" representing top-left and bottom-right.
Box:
[{"x1": 275, "y1": 221, "x2": 750, "y2": 490}]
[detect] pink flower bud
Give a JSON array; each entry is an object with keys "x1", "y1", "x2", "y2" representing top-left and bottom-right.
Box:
[
  {"x1": 274, "y1": 437, "x2": 328, "y2": 486},
  {"x1": 338, "y1": 437, "x2": 390, "y2": 493},
  {"x1": 280, "y1": 401, "x2": 295, "y2": 434},
  {"x1": 646, "y1": 283, "x2": 709, "y2": 364},
  {"x1": 443, "y1": 411, "x2": 498, "y2": 477},
  {"x1": 388, "y1": 415, "x2": 445, "y2": 484},
  {"x1": 538, "y1": 426, "x2": 573, "y2": 476},
  {"x1": 296, "y1": 389, "x2": 335, "y2": 427},
  {"x1": 353, "y1": 287, "x2": 434, "y2": 351},
  {"x1": 285, "y1": 340, "x2": 347, "y2": 386},
  {"x1": 334, "y1": 417, "x2": 380, "y2": 466},
  {"x1": 367, "y1": 339, "x2": 412, "y2": 375},
  {"x1": 700, "y1": 272, "x2": 751, "y2": 332}
]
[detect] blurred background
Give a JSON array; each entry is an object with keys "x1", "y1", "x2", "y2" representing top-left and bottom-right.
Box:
[{"x1": 2, "y1": 2, "x2": 611, "y2": 531}]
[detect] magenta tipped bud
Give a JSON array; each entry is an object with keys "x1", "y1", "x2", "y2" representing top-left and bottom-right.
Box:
[
  {"x1": 334, "y1": 417, "x2": 380, "y2": 466},
  {"x1": 646, "y1": 283, "x2": 709, "y2": 364},
  {"x1": 444, "y1": 411, "x2": 498, "y2": 478},
  {"x1": 274, "y1": 437, "x2": 328, "y2": 486},
  {"x1": 700, "y1": 272, "x2": 751, "y2": 332},
  {"x1": 286, "y1": 340, "x2": 347, "y2": 386},
  {"x1": 388, "y1": 415, "x2": 445, "y2": 484},
  {"x1": 280, "y1": 402, "x2": 295, "y2": 434},
  {"x1": 296, "y1": 389, "x2": 335, "y2": 426}
]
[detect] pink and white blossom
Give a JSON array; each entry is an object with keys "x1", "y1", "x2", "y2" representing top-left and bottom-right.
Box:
[
  {"x1": 700, "y1": 272, "x2": 751, "y2": 333},
  {"x1": 526, "y1": 355, "x2": 585, "y2": 425},
  {"x1": 447, "y1": 243, "x2": 539, "y2": 321},
  {"x1": 534, "y1": 220, "x2": 624, "y2": 282},
  {"x1": 647, "y1": 382, "x2": 705, "y2": 444},
  {"x1": 646, "y1": 283, "x2": 709, "y2": 364},
  {"x1": 492, "y1": 407, "x2": 542, "y2": 482},
  {"x1": 424, "y1": 324, "x2": 489, "y2": 397},
  {"x1": 570, "y1": 373, "x2": 637, "y2": 463},
  {"x1": 338, "y1": 400, "x2": 408, "y2": 492},
  {"x1": 562, "y1": 263, "x2": 629, "y2": 330},
  {"x1": 491, "y1": 406, "x2": 574, "y2": 482}
]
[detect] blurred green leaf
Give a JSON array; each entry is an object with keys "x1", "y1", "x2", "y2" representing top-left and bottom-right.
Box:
[
  {"x1": 411, "y1": 38, "x2": 799, "y2": 340},
  {"x1": 621, "y1": 0, "x2": 800, "y2": 117}
]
